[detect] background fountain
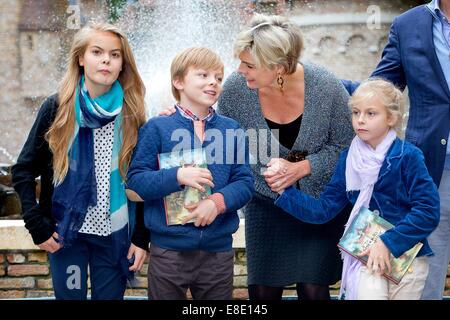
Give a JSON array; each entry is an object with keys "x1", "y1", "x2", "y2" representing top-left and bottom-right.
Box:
[
  {"x1": 2, "y1": 0, "x2": 448, "y2": 301},
  {"x1": 116, "y1": 0, "x2": 249, "y2": 115},
  {"x1": 0, "y1": 0, "x2": 422, "y2": 218},
  {"x1": 0, "y1": 0, "x2": 423, "y2": 222},
  {"x1": 0, "y1": 0, "x2": 422, "y2": 165},
  {"x1": 0, "y1": 0, "x2": 418, "y2": 219}
]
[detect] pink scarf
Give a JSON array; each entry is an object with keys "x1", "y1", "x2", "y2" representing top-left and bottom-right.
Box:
[{"x1": 340, "y1": 129, "x2": 397, "y2": 300}]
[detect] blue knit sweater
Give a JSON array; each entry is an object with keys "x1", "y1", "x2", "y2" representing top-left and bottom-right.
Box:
[{"x1": 126, "y1": 109, "x2": 254, "y2": 252}]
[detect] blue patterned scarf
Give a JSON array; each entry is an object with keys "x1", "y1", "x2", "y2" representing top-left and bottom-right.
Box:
[{"x1": 52, "y1": 76, "x2": 133, "y2": 278}]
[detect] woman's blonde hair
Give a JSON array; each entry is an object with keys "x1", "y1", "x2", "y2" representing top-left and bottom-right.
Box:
[
  {"x1": 46, "y1": 22, "x2": 146, "y2": 185},
  {"x1": 234, "y1": 14, "x2": 303, "y2": 74},
  {"x1": 349, "y1": 78, "x2": 404, "y2": 132},
  {"x1": 170, "y1": 47, "x2": 224, "y2": 102}
]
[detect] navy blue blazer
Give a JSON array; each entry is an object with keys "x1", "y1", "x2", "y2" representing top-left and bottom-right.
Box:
[{"x1": 371, "y1": 5, "x2": 450, "y2": 187}]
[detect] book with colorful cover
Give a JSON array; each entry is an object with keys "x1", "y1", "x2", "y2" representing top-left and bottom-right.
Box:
[
  {"x1": 158, "y1": 148, "x2": 211, "y2": 226},
  {"x1": 338, "y1": 207, "x2": 423, "y2": 284}
]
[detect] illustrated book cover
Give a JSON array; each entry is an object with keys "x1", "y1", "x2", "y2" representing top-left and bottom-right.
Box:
[
  {"x1": 338, "y1": 207, "x2": 423, "y2": 284},
  {"x1": 158, "y1": 148, "x2": 211, "y2": 226}
]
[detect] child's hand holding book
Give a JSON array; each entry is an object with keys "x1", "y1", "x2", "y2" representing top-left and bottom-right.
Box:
[
  {"x1": 182, "y1": 199, "x2": 220, "y2": 227},
  {"x1": 177, "y1": 166, "x2": 214, "y2": 192},
  {"x1": 358, "y1": 238, "x2": 392, "y2": 275}
]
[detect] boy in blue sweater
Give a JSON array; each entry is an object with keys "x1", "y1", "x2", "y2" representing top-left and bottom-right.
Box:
[{"x1": 126, "y1": 47, "x2": 254, "y2": 300}]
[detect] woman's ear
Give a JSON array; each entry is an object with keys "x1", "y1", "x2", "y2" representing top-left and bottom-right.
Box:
[
  {"x1": 275, "y1": 64, "x2": 286, "y2": 75},
  {"x1": 79, "y1": 55, "x2": 84, "y2": 67}
]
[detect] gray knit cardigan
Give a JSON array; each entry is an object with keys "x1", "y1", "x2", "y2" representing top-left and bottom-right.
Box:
[{"x1": 217, "y1": 62, "x2": 354, "y2": 199}]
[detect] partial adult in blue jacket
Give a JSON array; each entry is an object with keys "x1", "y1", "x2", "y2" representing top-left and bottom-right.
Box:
[
  {"x1": 341, "y1": 1, "x2": 450, "y2": 300},
  {"x1": 275, "y1": 79, "x2": 439, "y2": 300},
  {"x1": 126, "y1": 47, "x2": 254, "y2": 300}
]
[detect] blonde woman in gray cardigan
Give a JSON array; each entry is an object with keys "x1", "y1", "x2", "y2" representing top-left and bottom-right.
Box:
[{"x1": 217, "y1": 14, "x2": 354, "y2": 300}]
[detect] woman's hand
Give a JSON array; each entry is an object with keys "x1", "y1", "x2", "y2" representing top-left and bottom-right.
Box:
[
  {"x1": 158, "y1": 106, "x2": 176, "y2": 116},
  {"x1": 38, "y1": 232, "x2": 61, "y2": 253},
  {"x1": 263, "y1": 158, "x2": 311, "y2": 193},
  {"x1": 359, "y1": 239, "x2": 392, "y2": 275},
  {"x1": 127, "y1": 243, "x2": 147, "y2": 272}
]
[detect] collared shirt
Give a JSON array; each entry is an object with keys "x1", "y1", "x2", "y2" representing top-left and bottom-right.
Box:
[
  {"x1": 427, "y1": 0, "x2": 450, "y2": 167},
  {"x1": 174, "y1": 104, "x2": 226, "y2": 214},
  {"x1": 175, "y1": 104, "x2": 215, "y2": 143},
  {"x1": 176, "y1": 104, "x2": 215, "y2": 121},
  {"x1": 432, "y1": 0, "x2": 450, "y2": 46}
]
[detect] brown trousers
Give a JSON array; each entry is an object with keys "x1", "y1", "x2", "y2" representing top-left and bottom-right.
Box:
[{"x1": 147, "y1": 244, "x2": 234, "y2": 300}]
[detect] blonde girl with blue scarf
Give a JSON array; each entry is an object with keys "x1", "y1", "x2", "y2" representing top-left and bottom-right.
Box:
[{"x1": 12, "y1": 23, "x2": 149, "y2": 300}]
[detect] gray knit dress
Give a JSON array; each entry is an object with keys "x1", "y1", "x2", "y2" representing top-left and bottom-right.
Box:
[{"x1": 217, "y1": 62, "x2": 354, "y2": 286}]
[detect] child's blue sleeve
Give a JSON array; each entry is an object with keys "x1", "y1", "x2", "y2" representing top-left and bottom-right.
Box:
[
  {"x1": 380, "y1": 148, "x2": 440, "y2": 258},
  {"x1": 274, "y1": 152, "x2": 349, "y2": 224},
  {"x1": 126, "y1": 121, "x2": 183, "y2": 201}
]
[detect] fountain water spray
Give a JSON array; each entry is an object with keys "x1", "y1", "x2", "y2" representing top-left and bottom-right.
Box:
[{"x1": 118, "y1": 0, "x2": 250, "y2": 116}]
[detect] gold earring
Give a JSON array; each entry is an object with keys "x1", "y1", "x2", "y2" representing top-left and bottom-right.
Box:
[{"x1": 277, "y1": 74, "x2": 284, "y2": 92}]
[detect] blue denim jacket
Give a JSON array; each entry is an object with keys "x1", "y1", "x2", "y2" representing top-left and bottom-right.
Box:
[{"x1": 275, "y1": 138, "x2": 440, "y2": 258}]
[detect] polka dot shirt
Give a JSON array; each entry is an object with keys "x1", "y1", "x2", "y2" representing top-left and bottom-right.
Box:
[{"x1": 79, "y1": 120, "x2": 115, "y2": 236}]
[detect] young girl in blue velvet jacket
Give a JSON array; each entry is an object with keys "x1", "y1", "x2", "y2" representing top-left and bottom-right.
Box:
[{"x1": 273, "y1": 79, "x2": 439, "y2": 300}]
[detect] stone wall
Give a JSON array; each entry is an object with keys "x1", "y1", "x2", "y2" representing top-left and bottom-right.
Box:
[
  {"x1": 1, "y1": 0, "x2": 447, "y2": 300},
  {"x1": 0, "y1": 220, "x2": 449, "y2": 299},
  {"x1": 0, "y1": 0, "x2": 23, "y2": 165},
  {"x1": 0, "y1": 0, "x2": 423, "y2": 163},
  {"x1": 0, "y1": 249, "x2": 248, "y2": 299},
  {"x1": 0, "y1": 0, "x2": 107, "y2": 164},
  {"x1": 19, "y1": 32, "x2": 62, "y2": 99},
  {"x1": 0, "y1": 220, "x2": 249, "y2": 299}
]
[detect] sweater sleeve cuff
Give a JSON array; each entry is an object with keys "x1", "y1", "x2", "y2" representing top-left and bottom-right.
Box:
[
  {"x1": 30, "y1": 221, "x2": 55, "y2": 246},
  {"x1": 131, "y1": 228, "x2": 150, "y2": 251},
  {"x1": 274, "y1": 186, "x2": 296, "y2": 208},
  {"x1": 380, "y1": 232, "x2": 402, "y2": 258},
  {"x1": 208, "y1": 193, "x2": 226, "y2": 214},
  {"x1": 163, "y1": 166, "x2": 183, "y2": 193}
]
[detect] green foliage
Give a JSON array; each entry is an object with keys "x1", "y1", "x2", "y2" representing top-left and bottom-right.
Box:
[{"x1": 107, "y1": 0, "x2": 127, "y2": 22}]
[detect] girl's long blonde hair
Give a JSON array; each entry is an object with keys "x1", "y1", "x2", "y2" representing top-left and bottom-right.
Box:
[{"x1": 46, "y1": 22, "x2": 146, "y2": 185}]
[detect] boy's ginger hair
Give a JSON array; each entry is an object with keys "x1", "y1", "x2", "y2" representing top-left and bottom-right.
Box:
[{"x1": 170, "y1": 47, "x2": 224, "y2": 102}]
